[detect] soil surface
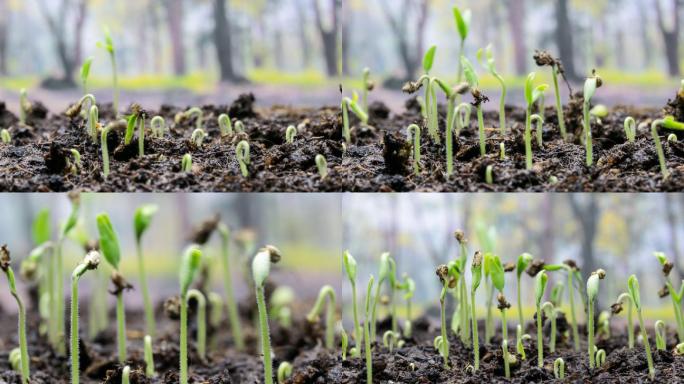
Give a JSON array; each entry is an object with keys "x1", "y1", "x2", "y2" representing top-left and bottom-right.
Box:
[{"x1": 1, "y1": 92, "x2": 683, "y2": 192}]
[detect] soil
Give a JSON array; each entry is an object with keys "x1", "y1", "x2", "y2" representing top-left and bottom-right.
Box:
[{"x1": 1, "y1": 91, "x2": 683, "y2": 192}]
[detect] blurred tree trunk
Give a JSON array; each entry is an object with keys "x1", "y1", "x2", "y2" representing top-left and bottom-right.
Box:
[
  {"x1": 73, "y1": 0, "x2": 88, "y2": 70},
  {"x1": 540, "y1": 195, "x2": 555, "y2": 261},
  {"x1": 149, "y1": 2, "x2": 163, "y2": 73},
  {"x1": 568, "y1": 195, "x2": 599, "y2": 284},
  {"x1": 0, "y1": 0, "x2": 8, "y2": 75},
  {"x1": 312, "y1": 0, "x2": 342, "y2": 77},
  {"x1": 379, "y1": 0, "x2": 429, "y2": 80},
  {"x1": 654, "y1": 0, "x2": 680, "y2": 77},
  {"x1": 636, "y1": 0, "x2": 653, "y2": 68},
  {"x1": 166, "y1": 0, "x2": 186, "y2": 76},
  {"x1": 506, "y1": 0, "x2": 527, "y2": 75},
  {"x1": 213, "y1": 0, "x2": 239, "y2": 82},
  {"x1": 555, "y1": 0, "x2": 579, "y2": 81},
  {"x1": 665, "y1": 194, "x2": 683, "y2": 277},
  {"x1": 295, "y1": 3, "x2": 312, "y2": 68}
]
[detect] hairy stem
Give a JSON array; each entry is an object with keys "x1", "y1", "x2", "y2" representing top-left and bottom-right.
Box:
[
  {"x1": 471, "y1": 291, "x2": 479, "y2": 370},
  {"x1": 137, "y1": 241, "x2": 156, "y2": 338},
  {"x1": 220, "y1": 234, "x2": 244, "y2": 350},
  {"x1": 116, "y1": 292, "x2": 126, "y2": 362},
  {"x1": 588, "y1": 299, "x2": 595, "y2": 368},
  {"x1": 637, "y1": 309, "x2": 655, "y2": 379},
  {"x1": 537, "y1": 303, "x2": 543, "y2": 367},
  {"x1": 256, "y1": 286, "x2": 273, "y2": 384},
  {"x1": 70, "y1": 276, "x2": 81, "y2": 384},
  {"x1": 180, "y1": 294, "x2": 189, "y2": 384}
]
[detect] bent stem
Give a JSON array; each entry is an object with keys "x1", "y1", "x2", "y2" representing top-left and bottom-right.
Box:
[
  {"x1": 186, "y1": 289, "x2": 207, "y2": 360},
  {"x1": 218, "y1": 224, "x2": 244, "y2": 350},
  {"x1": 551, "y1": 65, "x2": 567, "y2": 141},
  {"x1": 306, "y1": 285, "x2": 337, "y2": 349}
]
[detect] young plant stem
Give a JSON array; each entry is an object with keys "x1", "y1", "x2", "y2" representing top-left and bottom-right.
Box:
[
  {"x1": 70, "y1": 251, "x2": 99, "y2": 384},
  {"x1": 101, "y1": 124, "x2": 113, "y2": 179},
  {"x1": 583, "y1": 98, "x2": 593, "y2": 166},
  {"x1": 253, "y1": 247, "x2": 280, "y2": 384},
  {"x1": 1, "y1": 246, "x2": 30, "y2": 384},
  {"x1": 144, "y1": 335, "x2": 155, "y2": 377},
  {"x1": 567, "y1": 269, "x2": 580, "y2": 350},
  {"x1": 55, "y1": 237, "x2": 66, "y2": 355},
  {"x1": 306, "y1": 285, "x2": 336, "y2": 349},
  {"x1": 407, "y1": 124, "x2": 421, "y2": 175},
  {"x1": 502, "y1": 340, "x2": 510, "y2": 379},
  {"x1": 365, "y1": 276, "x2": 374, "y2": 384},
  {"x1": 664, "y1": 278, "x2": 684, "y2": 340},
  {"x1": 637, "y1": 307, "x2": 655, "y2": 378},
  {"x1": 536, "y1": 301, "x2": 544, "y2": 367},
  {"x1": 477, "y1": 106, "x2": 485, "y2": 156},
  {"x1": 370, "y1": 253, "x2": 390, "y2": 342},
  {"x1": 186, "y1": 289, "x2": 207, "y2": 360},
  {"x1": 219, "y1": 224, "x2": 244, "y2": 350},
  {"x1": 471, "y1": 288, "x2": 479, "y2": 370},
  {"x1": 551, "y1": 66, "x2": 567, "y2": 140},
  {"x1": 485, "y1": 280, "x2": 493, "y2": 341},
  {"x1": 446, "y1": 96, "x2": 455, "y2": 175},
  {"x1": 438, "y1": 278, "x2": 449, "y2": 367},
  {"x1": 180, "y1": 246, "x2": 202, "y2": 384},
  {"x1": 136, "y1": 239, "x2": 155, "y2": 338},
  {"x1": 542, "y1": 302, "x2": 556, "y2": 352},
  {"x1": 116, "y1": 292, "x2": 126, "y2": 362},
  {"x1": 614, "y1": 293, "x2": 635, "y2": 348},
  {"x1": 532, "y1": 114, "x2": 544, "y2": 148},
  {"x1": 180, "y1": 293, "x2": 189, "y2": 383},
  {"x1": 138, "y1": 115, "x2": 145, "y2": 157},
  {"x1": 525, "y1": 107, "x2": 533, "y2": 170}
]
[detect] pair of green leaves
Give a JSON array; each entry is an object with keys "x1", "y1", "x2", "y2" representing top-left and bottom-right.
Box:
[
  {"x1": 525, "y1": 73, "x2": 549, "y2": 107},
  {"x1": 476, "y1": 45, "x2": 499, "y2": 77},
  {"x1": 180, "y1": 245, "x2": 203, "y2": 296},
  {"x1": 461, "y1": 56, "x2": 479, "y2": 88},
  {"x1": 32, "y1": 209, "x2": 51, "y2": 245},
  {"x1": 97, "y1": 213, "x2": 121, "y2": 269},
  {"x1": 516, "y1": 253, "x2": 533, "y2": 279},
  {"x1": 134, "y1": 204, "x2": 158, "y2": 243},
  {"x1": 97, "y1": 27, "x2": 115, "y2": 55},
  {"x1": 484, "y1": 253, "x2": 505, "y2": 292}
]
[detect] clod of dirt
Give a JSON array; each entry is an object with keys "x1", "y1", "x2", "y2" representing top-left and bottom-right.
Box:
[
  {"x1": 188, "y1": 214, "x2": 221, "y2": 245},
  {"x1": 369, "y1": 101, "x2": 390, "y2": 120},
  {"x1": 382, "y1": 131, "x2": 411, "y2": 175},
  {"x1": 43, "y1": 142, "x2": 68, "y2": 174},
  {"x1": 229, "y1": 93, "x2": 257, "y2": 119},
  {"x1": 664, "y1": 87, "x2": 684, "y2": 122}
]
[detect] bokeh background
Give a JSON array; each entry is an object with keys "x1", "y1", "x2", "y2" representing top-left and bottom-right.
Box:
[
  {"x1": 0, "y1": 193, "x2": 342, "y2": 314},
  {"x1": 342, "y1": 193, "x2": 684, "y2": 327}
]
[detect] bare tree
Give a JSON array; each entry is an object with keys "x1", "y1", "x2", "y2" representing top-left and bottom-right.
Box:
[
  {"x1": 654, "y1": 0, "x2": 681, "y2": 76},
  {"x1": 312, "y1": 0, "x2": 342, "y2": 77},
  {"x1": 555, "y1": 0, "x2": 580, "y2": 81},
  {"x1": 165, "y1": 0, "x2": 186, "y2": 76},
  {"x1": 0, "y1": 0, "x2": 8, "y2": 75},
  {"x1": 507, "y1": 0, "x2": 528, "y2": 75},
  {"x1": 378, "y1": 0, "x2": 429, "y2": 80},
  {"x1": 213, "y1": 0, "x2": 239, "y2": 82}
]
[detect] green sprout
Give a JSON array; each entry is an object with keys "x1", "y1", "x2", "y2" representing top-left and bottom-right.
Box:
[
  {"x1": 122, "y1": 366, "x2": 130, "y2": 384},
  {"x1": 277, "y1": 362, "x2": 293, "y2": 384},
  {"x1": 535, "y1": 51, "x2": 567, "y2": 140},
  {"x1": 485, "y1": 165, "x2": 493, "y2": 184},
  {"x1": 315, "y1": 154, "x2": 328, "y2": 180},
  {"x1": 362, "y1": 67, "x2": 375, "y2": 113},
  {"x1": 9, "y1": 348, "x2": 20, "y2": 374},
  {"x1": 435, "y1": 264, "x2": 453, "y2": 368},
  {"x1": 668, "y1": 133, "x2": 678, "y2": 142},
  {"x1": 499, "y1": 142, "x2": 505, "y2": 160},
  {"x1": 654, "y1": 252, "x2": 684, "y2": 339},
  {"x1": 179, "y1": 245, "x2": 203, "y2": 384},
  {"x1": 70, "y1": 251, "x2": 100, "y2": 384},
  {"x1": 383, "y1": 330, "x2": 400, "y2": 353},
  {"x1": 516, "y1": 324, "x2": 527, "y2": 360},
  {"x1": 477, "y1": 45, "x2": 506, "y2": 135},
  {"x1": 144, "y1": 335, "x2": 155, "y2": 377},
  {"x1": 652, "y1": 117, "x2": 684, "y2": 178},
  {"x1": 421, "y1": 46, "x2": 438, "y2": 143},
  {"x1": 181, "y1": 154, "x2": 192, "y2": 173},
  {"x1": 541, "y1": 301, "x2": 557, "y2": 352},
  {"x1": 19, "y1": 88, "x2": 30, "y2": 125},
  {"x1": 65, "y1": 94, "x2": 97, "y2": 140},
  {"x1": 186, "y1": 289, "x2": 207, "y2": 360},
  {"x1": 236, "y1": 140, "x2": 250, "y2": 178},
  {"x1": 124, "y1": 105, "x2": 146, "y2": 157},
  {"x1": 1, "y1": 246, "x2": 30, "y2": 384},
  {"x1": 341, "y1": 327, "x2": 348, "y2": 360},
  {"x1": 1, "y1": 129, "x2": 10, "y2": 144},
  {"x1": 306, "y1": 285, "x2": 337, "y2": 349},
  {"x1": 515, "y1": 253, "x2": 533, "y2": 328},
  {"x1": 208, "y1": 292, "x2": 223, "y2": 328},
  {"x1": 407, "y1": 124, "x2": 421, "y2": 175},
  {"x1": 80, "y1": 56, "x2": 94, "y2": 94},
  {"x1": 586, "y1": 269, "x2": 606, "y2": 369},
  {"x1": 452, "y1": 6, "x2": 471, "y2": 86},
  {"x1": 627, "y1": 275, "x2": 655, "y2": 378},
  {"x1": 534, "y1": 270, "x2": 548, "y2": 367},
  {"x1": 234, "y1": 120, "x2": 245, "y2": 133},
  {"x1": 87, "y1": 105, "x2": 99, "y2": 141},
  {"x1": 101, "y1": 123, "x2": 114, "y2": 179},
  {"x1": 218, "y1": 223, "x2": 244, "y2": 350},
  {"x1": 624, "y1": 117, "x2": 637, "y2": 143},
  {"x1": 134, "y1": 204, "x2": 159, "y2": 338},
  {"x1": 461, "y1": 57, "x2": 488, "y2": 156},
  {"x1": 675, "y1": 342, "x2": 684, "y2": 355},
  {"x1": 97, "y1": 27, "x2": 119, "y2": 117},
  {"x1": 554, "y1": 358, "x2": 565, "y2": 379},
  {"x1": 490, "y1": 255, "x2": 511, "y2": 372},
  {"x1": 218, "y1": 114, "x2": 233, "y2": 137},
  {"x1": 560, "y1": 260, "x2": 582, "y2": 351},
  {"x1": 583, "y1": 72, "x2": 602, "y2": 166},
  {"x1": 454, "y1": 231, "x2": 470, "y2": 344},
  {"x1": 370, "y1": 252, "x2": 391, "y2": 341},
  {"x1": 150, "y1": 116, "x2": 166, "y2": 138},
  {"x1": 532, "y1": 114, "x2": 544, "y2": 148},
  {"x1": 286, "y1": 125, "x2": 297, "y2": 144},
  {"x1": 364, "y1": 275, "x2": 374, "y2": 384},
  {"x1": 471, "y1": 251, "x2": 483, "y2": 370},
  {"x1": 399, "y1": 274, "x2": 415, "y2": 338},
  {"x1": 176, "y1": 107, "x2": 204, "y2": 131},
  {"x1": 343, "y1": 251, "x2": 362, "y2": 358},
  {"x1": 191, "y1": 128, "x2": 208, "y2": 147},
  {"x1": 341, "y1": 91, "x2": 369, "y2": 144},
  {"x1": 595, "y1": 348, "x2": 606, "y2": 367},
  {"x1": 253, "y1": 246, "x2": 282, "y2": 384},
  {"x1": 611, "y1": 292, "x2": 635, "y2": 348},
  {"x1": 524, "y1": 73, "x2": 549, "y2": 170},
  {"x1": 597, "y1": 310, "x2": 611, "y2": 338},
  {"x1": 655, "y1": 320, "x2": 666, "y2": 350},
  {"x1": 96, "y1": 213, "x2": 129, "y2": 362},
  {"x1": 454, "y1": 103, "x2": 471, "y2": 136}
]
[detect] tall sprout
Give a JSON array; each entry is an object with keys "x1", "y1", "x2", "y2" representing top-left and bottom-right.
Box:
[
  {"x1": 477, "y1": 45, "x2": 506, "y2": 136},
  {"x1": 524, "y1": 73, "x2": 549, "y2": 170},
  {"x1": 470, "y1": 251, "x2": 483, "y2": 370},
  {"x1": 306, "y1": 285, "x2": 337, "y2": 349},
  {"x1": 515, "y1": 253, "x2": 533, "y2": 328},
  {"x1": 452, "y1": 6, "x2": 471, "y2": 87},
  {"x1": 97, "y1": 27, "x2": 119, "y2": 117},
  {"x1": 586, "y1": 269, "x2": 606, "y2": 369},
  {"x1": 218, "y1": 223, "x2": 245, "y2": 350},
  {"x1": 1, "y1": 246, "x2": 30, "y2": 384},
  {"x1": 583, "y1": 72, "x2": 602, "y2": 167},
  {"x1": 611, "y1": 293, "x2": 635, "y2": 349},
  {"x1": 370, "y1": 252, "x2": 390, "y2": 341},
  {"x1": 534, "y1": 270, "x2": 548, "y2": 367},
  {"x1": 253, "y1": 246, "x2": 282, "y2": 384},
  {"x1": 627, "y1": 275, "x2": 655, "y2": 379},
  {"x1": 654, "y1": 252, "x2": 684, "y2": 340},
  {"x1": 134, "y1": 204, "x2": 158, "y2": 338},
  {"x1": 343, "y1": 251, "x2": 362, "y2": 357},
  {"x1": 179, "y1": 246, "x2": 203, "y2": 384},
  {"x1": 70, "y1": 251, "x2": 100, "y2": 384},
  {"x1": 461, "y1": 57, "x2": 488, "y2": 156}
]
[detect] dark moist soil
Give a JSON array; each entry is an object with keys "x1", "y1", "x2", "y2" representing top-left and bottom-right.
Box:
[{"x1": 1, "y1": 92, "x2": 683, "y2": 192}]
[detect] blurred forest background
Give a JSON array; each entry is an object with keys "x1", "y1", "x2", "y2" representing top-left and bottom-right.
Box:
[
  {"x1": 1, "y1": 1, "x2": 683, "y2": 111},
  {"x1": 0, "y1": 193, "x2": 341, "y2": 312},
  {"x1": 342, "y1": 194, "x2": 684, "y2": 324}
]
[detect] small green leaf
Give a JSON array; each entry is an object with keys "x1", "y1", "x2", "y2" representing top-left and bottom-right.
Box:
[
  {"x1": 490, "y1": 255, "x2": 505, "y2": 292},
  {"x1": 662, "y1": 116, "x2": 684, "y2": 130},
  {"x1": 516, "y1": 253, "x2": 533, "y2": 278},
  {"x1": 343, "y1": 251, "x2": 357, "y2": 281},
  {"x1": 62, "y1": 196, "x2": 81, "y2": 237},
  {"x1": 378, "y1": 252, "x2": 391, "y2": 281},
  {"x1": 461, "y1": 56, "x2": 478, "y2": 88},
  {"x1": 452, "y1": 7, "x2": 471, "y2": 41},
  {"x1": 583, "y1": 77, "x2": 597, "y2": 102},
  {"x1": 525, "y1": 73, "x2": 536, "y2": 105},
  {"x1": 96, "y1": 213, "x2": 121, "y2": 269},
  {"x1": 532, "y1": 84, "x2": 549, "y2": 104},
  {"x1": 32, "y1": 209, "x2": 51, "y2": 245},
  {"x1": 179, "y1": 245, "x2": 202, "y2": 296},
  {"x1": 80, "y1": 57, "x2": 94, "y2": 86},
  {"x1": 125, "y1": 114, "x2": 137, "y2": 145},
  {"x1": 423, "y1": 45, "x2": 437, "y2": 74},
  {"x1": 627, "y1": 274, "x2": 641, "y2": 309},
  {"x1": 535, "y1": 271, "x2": 548, "y2": 305},
  {"x1": 654, "y1": 252, "x2": 668, "y2": 265},
  {"x1": 134, "y1": 204, "x2": 158, "y2": 243}
]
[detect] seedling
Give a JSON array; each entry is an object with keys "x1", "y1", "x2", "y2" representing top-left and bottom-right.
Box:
[
  {"x1": 461, "y1": 57, "x2": 488, "y2": 156},
  {"x1": 9, "y1": 348, "x2": 20, "y2": 373},
  {"x1": 341, "y1": 91, "x2": 369, "y2": 144},
  {"x1": 554, "y1": 358, "x2": 565, "y2": 379},
  {"x1": 96, "y1": 213, "x2": 129, "y2": 362},
  {"x1": 499, "y1": 143, "x2": 505, "y2": 160},
  {"x1": 343, "y1": 251, "x2": 362, "y2": 357},
  {"x1": 277, "y1": 362, "x2": 292, "y2": 384},
  {"x1": 218, "y1": 114, "x2": 233, "y2": 137},
  {"x1": 595, "y1": 348, "x2": 606, "y2": 367},
  {"x1": 654, "y1": 252, "x2": 684, "y2": 339},
  {"x1": 122, "y1": 366, "x2": 130, "y2": 384},
  {"x1": 485, "y1": 165, "x2": 493, "y2": 184},
  {"x1": 191, "y1": 128, "x2": 208, "y2": 147},
  {"x1": 88, "y1": 106, "x2": 99, "y2": 141},
  {"x1": 370, "y1": 252, "x2": 391, "y2": 341},
  {"x1": 534, "y1": 51, "x2": 568, "y2": 140},
  {"x1": 218, "y1": 223, "x2": 244, "y2": 350},
  {"x1": 65, "y1": 94, "x2": 97, "y2": 140},
  {"x1": 362, "y1": 67, "x2": 375, "y2": 113},
  {"x1": 453, "y1": 6, "x2": 471, "y2": 86},
  {"x1": 652, "y1": 117, "x2": 684, "y2": 178},
  {"x1": 70, "y1": 251, "x2": 100, "y2": 384},
  {"x1": 668, "y1": 133, "x2": 678, "y2": 142},
  {"x1": 532, "y1": 114, "x2": 544, "y2": 148},
  {"x1": 383, "y1": 330, "x2": 400, "y2": 352},
  {"x1": 541, "y1": 301, "x2": 557, "y2": 352},
  {"x1": 626, "y1": 275, "x2": 655, "y2": 378},
  {"x1": 454, "y1": 231, "x2": 470, "y2": 344},
  {"x1": 1, "y1": 245, "x2": 30, "y2": 384},
  {"x1": 147, "y1": 116, "x2": 165, "y2": 138},
  {"x1": 471, "y1": 251, "x2": 483, "y2": 370},
  {"x1": 515, "y1": 253, "x2": 533, "y2": 328},
  {"x1": 236, "y1": 140, "x2": 250, "y2": 178},
  {"x1": 364, "y1": 275, "x2": 374, "y2": 384},
  {"x1": 176, "y1": 107, "x2": 204, "y2": 131},
  {"x1": 144, "y1": 335, "x2": 155, "y2": 377},
  {"x1": 186, "y1": 289, "x2": 207, "y2": 360},
  {"x1": 421, "y1": 46, "x2": 438, "y2": 143},
  {"x1": 124, "y1": 105, "x2": 147, "y2": 157},
  {"x1": 435, "y1": 264, "x2": 453, "y2": 368},
  {"x1": 406, "y1": 124, "x2": 421, "y2": 175},
  {"x1": 253, "y1": 245, "x2": 282, "y2": 384},
  {"x1": 97, "y1": 28, "x2": 119, "y2": 116},
  {"x1": 597, "y1": 310, "x2": 611, "y2": 338},
  {"x1": 624, "y1": 117, "x2": 637, "y2": 142},
  {"x1": 654, "y1": 320, "x2": 666, "y2": 350},
  {"x1": 534, "y1": 270, "x2": 548, "y2": 367},
  {"x1": 341, "y1": 328, "x2": 348, "y2": 360},
  {"x1": 306, "y1": 285, "x2": 337, "y2": 349},
  {"x1": 524, "y1": 73, "x2": 549, "y2": 170},
  {"x1": 611, "y1": 292, "x2": 635, "y2": 348},
  {"x1": 1, "y1": 129, "x2": 10, "y2": 143},
  {"x1": 101, "y1": 123, "x2": 114, "y2": 179},
  {"x1": 134, "y1": 204, "x2": 159, "y2": 337},
  {"x1": 516, "y1": 324, "x2": 527, "y2": 360},
  {"x1": 315, "y1": 154, "x2": 328, "y2": 179},
  {"x1": 586, "y1": 269, "x2": 606, "y2": 369},
  {"x1": 19, "y1": 88, "x2": 30, "y2": 125},
  {"x1": 454, "y1": 103, "x2": 471, "y2": 136},
  {"x1": 477, "y1": 45, "x2": 506, "y2": 135},
  {"x1": 286, "y1": 125, "x2": 297, "y2": 144},
  {"x1": 583, "y1": 72, "x2": 602, "y2": 166},
  {"x1": 234, "y1": 120, "x2": 245, "y2": 133},
  {"x1": 178, "y1": 245, "x2": 203, "y2": 384},
  {"x1": 80, "y1": 56, "x2": 93, "y2": 94}
]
